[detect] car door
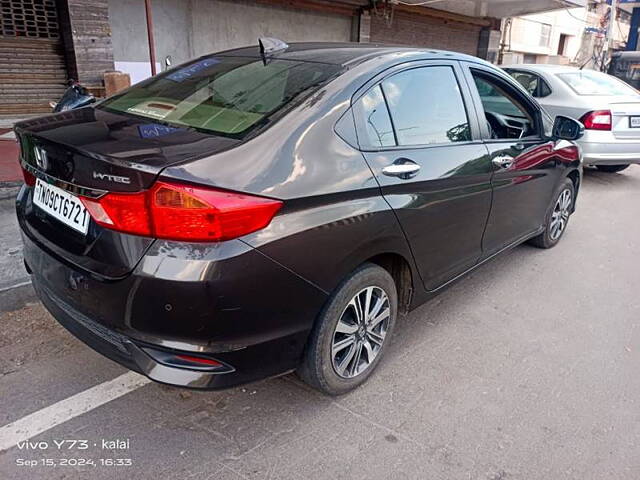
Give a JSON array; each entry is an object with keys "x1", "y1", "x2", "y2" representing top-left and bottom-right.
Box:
[
  {"x1": 461, "y1": 63, "x2": 561, "y2": 256},
  {"x1": 352, "y1": 61, "x2": 493, "y2": 291}
]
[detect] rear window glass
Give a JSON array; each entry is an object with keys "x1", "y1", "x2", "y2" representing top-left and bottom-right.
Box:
[
  {"x1": 557, "y1": 71, "x2": 638, "y2": 96},
  {"x1": 99, "y1": 56, "x2": 341, "y2": 138}
]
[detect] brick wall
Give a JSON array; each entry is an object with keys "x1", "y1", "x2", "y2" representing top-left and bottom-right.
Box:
[{"x1": 369, "y1": 11, "x2": 482, "y2": 56}]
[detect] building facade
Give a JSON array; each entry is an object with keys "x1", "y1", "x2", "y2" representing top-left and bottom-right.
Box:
[
  {"x1": 0, "y1": 0, "x2": 585, "y2": 115},
  {"x1": 501, "y1": 0, "x2": 631, "y2": 67}
]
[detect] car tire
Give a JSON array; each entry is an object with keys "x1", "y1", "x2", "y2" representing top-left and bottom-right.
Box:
[
  {"x1": 595, "y1": 164, "x2": 630, "y2": 173},
  {"x1": 528, "y1": 178, "x2": 575, "y2": 249},
  {"x1": 297, "y1": 263, "x2": 398, "y2": 396}
]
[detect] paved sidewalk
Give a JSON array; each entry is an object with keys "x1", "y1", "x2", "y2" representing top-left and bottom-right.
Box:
[
  {"x1": 0, "y1": 196, "x2": 33, "y2": 313},
  {"x1": 0, "y1": 116, "x2": 26, "y2": 199},
  {"x1": 0, "y1": 117, "x2": 33, "y2": 310},
  {"x1": 0, "y1": 139, "x2": 21, "y2": 185}
]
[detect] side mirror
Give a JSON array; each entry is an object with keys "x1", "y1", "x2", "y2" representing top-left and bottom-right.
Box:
[{"x1": 552, "y1": 115, "x2": 584, "y2": 141}]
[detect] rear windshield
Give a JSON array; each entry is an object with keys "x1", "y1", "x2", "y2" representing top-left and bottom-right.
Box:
[
  {"x1": 557, "y1": 70, "x2": 638, "y2": 96},
  {"x1": 99, "y1": 56, "x2": 341, "y2": 138}
]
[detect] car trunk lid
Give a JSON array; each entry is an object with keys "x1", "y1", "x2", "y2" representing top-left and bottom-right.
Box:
[
  {"x1": 15, "y1": 108, "x2": 240, "y2": 279},
  {"x1": 608, "y1": 97, "x2": 640, "y2": 139}
]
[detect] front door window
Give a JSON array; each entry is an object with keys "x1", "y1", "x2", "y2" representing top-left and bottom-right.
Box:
[{"x1": 471, "y1": 71, "x2": 538, "y2": 140}]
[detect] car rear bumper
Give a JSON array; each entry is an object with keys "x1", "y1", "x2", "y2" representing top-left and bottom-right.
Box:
[
  {"x1": 579, "y1": 133, "x2": 640, "y2": 165},
  {"x1": 34, "y1": 277, "x2": 310, "y2": 389},
  {"x1": 19, "y1": 211, "x2": 328, "y2": 390},
  {"x1": 582, "y1": 151, "x2": 640, "y2": 165}
]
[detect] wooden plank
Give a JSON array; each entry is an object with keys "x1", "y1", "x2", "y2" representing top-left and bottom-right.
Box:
[
  {"x1": 0, "y1": 92, "x2": 66, "y2": 98},
  {"x1": 0, "y1": 63, "x2": 66, "y2": 71},
  {"x1": 0, "y1": 89, "x2": 67, "y2": 96},
  {"x1": 0, "y1": 73, "x2": 67, "y2": 82},
  {"x1": 0, "y1": 54, "x2": 66, "y2": 61},
  {"x1": 0, "y1": 104, "x2": 52, "y2": 114},
  {"x1": 0, "y1": 38, "x2": 62, "y2": 50},
  {"x1": 0, "y1": 48, "x2": 65, "y2": 55},
  {"x1": 0, "y1": 60, "x2": 64, "y2": 68}
]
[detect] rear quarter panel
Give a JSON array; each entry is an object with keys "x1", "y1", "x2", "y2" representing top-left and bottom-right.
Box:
[{"x1": 160, "y1": 57, "x2": 422, "y2": 296}]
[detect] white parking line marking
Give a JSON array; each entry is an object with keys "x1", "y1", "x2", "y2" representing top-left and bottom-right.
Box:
[{"x1": 0, "y1": 371, "x2": 151, "y2": 452}]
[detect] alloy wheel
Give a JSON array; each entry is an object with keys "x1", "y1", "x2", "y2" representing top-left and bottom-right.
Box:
[
  {"x1": 550, "y1": 188, "x2": 572, "y2": 241},
  {"x1": 331, "y1": 286, "x2": 390, "y2": 379}
]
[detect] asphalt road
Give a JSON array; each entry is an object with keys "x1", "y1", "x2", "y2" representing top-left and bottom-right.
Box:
[{"x1": 1, "y1": 166, "x2": 639, "y2": 480}]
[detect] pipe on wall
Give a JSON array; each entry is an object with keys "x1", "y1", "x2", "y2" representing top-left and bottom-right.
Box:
[{"x1": 144, "y1": 0, "x2": 157, "y2": 75}]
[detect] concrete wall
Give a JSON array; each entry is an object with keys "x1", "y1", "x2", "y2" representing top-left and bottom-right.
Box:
[
  {"x1": 509, "y1": 9, "x2": 586, "y2": 60},
  {"x1": 108, "y1": 0, "x2": 352, "y2": 77},
  {"x1": 108, "y1": 0, "x2": 191, "y2": 66},
  {"x1": 190, "y1": 0, "x2": 352, "y2": 57}
]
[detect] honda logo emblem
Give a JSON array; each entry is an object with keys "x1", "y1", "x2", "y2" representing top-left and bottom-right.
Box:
[{"x1": 34, "y1": 146, "x2": 49, "y2": 171}]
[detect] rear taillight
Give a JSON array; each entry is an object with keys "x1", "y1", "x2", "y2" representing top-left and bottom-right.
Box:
[
  {"x1": 21, "y1": 167, "x2": 36, "y2": 187},
  {"x1": 580, "y1": 110, "x2": 612, "y2": 131},
  {"x1": 80, "y1": 181, "x2": 282, "y2": 242},
  {"x1": 82, "y1": 190, "x2": 150, "y2": 235}
]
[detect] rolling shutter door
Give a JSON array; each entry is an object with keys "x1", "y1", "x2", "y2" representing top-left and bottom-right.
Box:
[{"x1": 0, "y1": 0, "x2": 68, "y2": 114}]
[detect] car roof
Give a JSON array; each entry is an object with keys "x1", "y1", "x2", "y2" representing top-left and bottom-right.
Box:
[
  {"x1": 217, "y1": 42, "x2": 493, "y2": 68},
  {"x1": 502, "y1": 64, "x2": 594, "y2": 75}
]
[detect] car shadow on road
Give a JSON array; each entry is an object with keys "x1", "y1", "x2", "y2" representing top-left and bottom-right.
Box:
[{"x1": 581, "y1": 165, "x2": 640, "y2": 188}]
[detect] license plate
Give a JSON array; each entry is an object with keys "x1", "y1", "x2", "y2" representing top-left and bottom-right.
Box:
[
  {"x1": 630, "y1": 116, "x2": 640, "y2": 128},
  {"x1": 33, "y1": 178, "x2": 90, "y2": 235}
]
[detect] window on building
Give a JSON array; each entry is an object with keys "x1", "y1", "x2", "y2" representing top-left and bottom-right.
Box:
[
  {"x1": 619, "y1": 10, "x2": 631, "y2": 24},
  {"x1": 539, "y1": 24, "x2": 552, "y2": 47}
]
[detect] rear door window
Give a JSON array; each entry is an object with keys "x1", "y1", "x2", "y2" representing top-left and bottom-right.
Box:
[
  {"x1": 381, "y1": 66, "x2": 471, "y2": 145},
  {"x1": 99, "y1": 56, "x2": 341, "y2": 138}
]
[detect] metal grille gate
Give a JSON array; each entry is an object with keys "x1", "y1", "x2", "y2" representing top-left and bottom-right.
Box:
[{"x1": 0, "y1": 0, "x2": 68, "y2": 115}]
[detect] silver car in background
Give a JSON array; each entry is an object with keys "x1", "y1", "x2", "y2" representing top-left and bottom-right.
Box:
[{"x1": 504, "y1": 65, "x2": 640, "y2": 173}]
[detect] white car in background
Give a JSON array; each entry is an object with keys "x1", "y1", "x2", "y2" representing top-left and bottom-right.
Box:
[{"x1": 504, "y1": 65, "x2": 640, "y2": 173}]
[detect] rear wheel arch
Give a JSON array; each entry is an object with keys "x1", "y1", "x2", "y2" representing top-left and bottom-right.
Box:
[
  {"x1": 566, "y1": 168, "x2": 580, "y2": 212},
  {"x1": 362, "y1": 253, "x2": 414, "y2": 315},
  {"x1": 567, "y1": 169, "x2": 580, "y2": 192}
]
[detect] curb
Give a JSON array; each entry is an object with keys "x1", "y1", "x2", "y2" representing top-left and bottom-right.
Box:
[
  {"x1": 0, "y1": 184, "x2": 21, "y2": 201},
  {"x1": 0, "y1": 280, "x2": 36, "y2": 314}
]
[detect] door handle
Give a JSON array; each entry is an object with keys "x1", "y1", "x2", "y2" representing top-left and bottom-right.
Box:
[
  {"x1": 382, "y1": 159, "x2": 420, "y2": 179},
  {"x1": 492, "y1": 155, "x2": 514, "y2": 169}
]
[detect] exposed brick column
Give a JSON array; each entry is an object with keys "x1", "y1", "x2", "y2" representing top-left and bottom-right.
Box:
[
  {"x1": 58, "y1": 0, "x2": 115, "y2": 92},
  {"x1": 359, "y1": 10, "x2": 371, "y2": 43}
]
